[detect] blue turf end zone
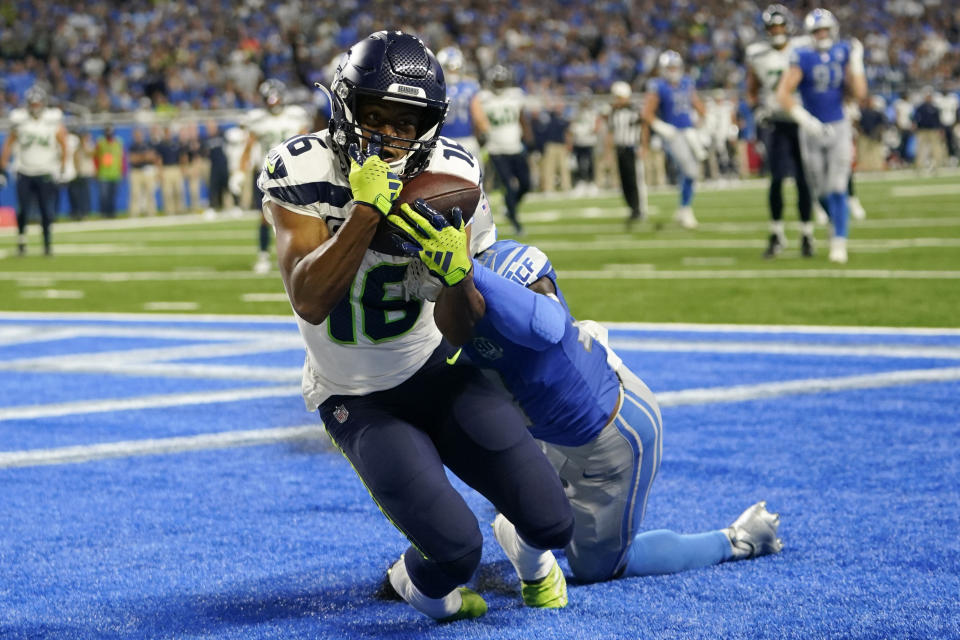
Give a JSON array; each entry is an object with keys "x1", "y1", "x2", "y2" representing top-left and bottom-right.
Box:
[{"x1": 1, "y1": 315, "x2": 958, "y2": 639}]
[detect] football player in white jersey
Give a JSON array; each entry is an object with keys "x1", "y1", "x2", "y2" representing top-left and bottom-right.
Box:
[
  {"x1": 746, "y1": 4, "x2": 815, "y2": 259},
  {"x1": 237, "y1": 79, "x2": 310, "y2": 273},
  {"x1": 0, "y1": 86, "x2": 67, "y2": 257},
  {"x1": 473, "y1": 65, "x2": 531, "y2": 234},
  {"x1": 257, "y1": 31, "x2": 572, "y2": 622}
]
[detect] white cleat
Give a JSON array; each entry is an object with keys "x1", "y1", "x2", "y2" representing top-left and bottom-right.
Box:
[
  {"x1": 724, "y1": 501, "x2": 784, "y2": 560},
  {"x1": 828, "y1": 237, "x2": 848, "y2": 264},
  {"x1": 849, "y1": 196, "x2": 866, "y2": 220},
  {"x1": 253, "y1": 252, "x2": 272, "y2": 274},
  {"x1": 674, "y1": 206, "x2": 698, "y2": 229}
]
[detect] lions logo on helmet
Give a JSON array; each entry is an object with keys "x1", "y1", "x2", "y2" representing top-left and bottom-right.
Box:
[
  {"x1": 804, "y1": 8, "x2": 839, "y2": 51},
  {"x1": 328, "y1": 31, "x2": 448, "y2": 180}
]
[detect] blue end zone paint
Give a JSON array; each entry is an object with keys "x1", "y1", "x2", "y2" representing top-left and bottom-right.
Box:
[
  {"x1": 619, "y1": 351, "x2": 960, "y2": 393},
  {"x1": 1, "y1": 314, "x2": 959, "y2": 639},
  {"x1": 0, "y1": 336, "x2": 224, "y2": 362},
  {"x1": 171, "y1": 350, "x2": 306, "y2": 369},
  {"x1": 0, "y1": 372, "x2": 273, "y2": 410},
  {"x1": 0, "y1": 396, "x2": 309, "y2": 450},
  {"x1": 0, "y1": 315, "x2": 298, "y2": 333},
  {"x1": 608, "y1": 327, "x2": 960, "y2": 347}
]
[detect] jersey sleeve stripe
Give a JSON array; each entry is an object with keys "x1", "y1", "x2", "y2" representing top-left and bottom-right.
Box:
[{"x1": 267, "y1": 181, "x2": 352, "y2": 207}]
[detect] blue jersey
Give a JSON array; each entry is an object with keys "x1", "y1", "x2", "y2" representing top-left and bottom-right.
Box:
[
  {"x1": 467, "y1": 240, "x2": 621, "y2": 447},
  {"x1": 791, "y1": 41, "x2": 850, "y2": 124},
  {"x1": 440, "y1": 77, "x2": 480, "y2": 139},
  {"x1": 650, "y1": 77, "x2": 695, "y2": 129}
]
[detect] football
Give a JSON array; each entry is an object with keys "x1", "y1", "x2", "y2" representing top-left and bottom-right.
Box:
[{"x1": 368, "y1": 171, "x2": 482, "y2": 255}]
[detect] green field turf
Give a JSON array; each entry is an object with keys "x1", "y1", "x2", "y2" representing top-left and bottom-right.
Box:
[{"x1": 2, "y1": 173, "x2": 958, "y2": 326}]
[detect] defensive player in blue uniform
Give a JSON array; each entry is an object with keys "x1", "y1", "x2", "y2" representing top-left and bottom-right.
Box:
[
  {"x1": 776, "y1": 8, "x2": 867, "y2": 263},
  {"x1": 436, "y1": 47, "x2": 482, "y2": 161},
  {"x1": 643, "y1": 50, "x2": 706, "y2": 230},
  {"x1": 388, "y1": 203, "x2": 784, "y2": 598}
]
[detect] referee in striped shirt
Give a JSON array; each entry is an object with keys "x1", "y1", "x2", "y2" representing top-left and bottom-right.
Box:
[{"x1": 608, "y1": 81, "x2": 646, "y2": 227}]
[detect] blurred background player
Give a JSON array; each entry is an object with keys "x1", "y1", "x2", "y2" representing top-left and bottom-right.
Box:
[
  {"x1": 237, "y1": 79, "x2": 309, "y2": 274},
  {"x1": 437, "y1": 46, "x2": 482, "y2": 161},
  {"x1": 474, "y1": 64, "x2": 531, "y2": 235},
  {"x1": 747, "y1": 4, "x2": 814, "y2": 259},
  {"x1": 777, "y1": 8, "x2": 867, "y2": 264},
  {"x1": 0, "y1": 86, "x2": 67, "y2": 257},
  {"x1": 607, "y1": 81, "x2": 646, "y2": 228},
  {"x1": 643, "y1": 50, "x2": 706, "y2": 230},
  {"x1": 569, "y1": 93, "x2": 603, "y2": 195}
]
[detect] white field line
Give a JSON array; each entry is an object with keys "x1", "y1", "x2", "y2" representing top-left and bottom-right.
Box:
[
  {"x1": 3, "y1": 361, "x2": 301, "y2": 382},
  {"x1": 559, "y1": 268, "x2": 960, "y2": 279},
  {"x1": 604, "y1": 321, "x2": 960, "y2": 336},
  {"x1": 0, "y1": 425, "x2": 323, "y2": 468},
  {"x1": 0, "y1": 311, "x2": 295, "y2": 323},
  {"x1": 535, "y1": 237, "x2": 960, "y2": 251},
  {"x1": 890, "y1": 184, "x2": 960, "y2": 197},
  {"x1": 657, "y1": 366, "x2": 960, "y2": 407},
  {"x1": 4, "y1": 366, "x2": 959, "y2": 468},
  {"x1": 0, "y1": 385, "x2": 301, "y2": 422},
  {"x1": 0, "y1": 325, "x2": 296, "y2": 347},
  {"x1": 609, "y1": 339, "x2": 960, "y2": 360},
  {"x1": 0, "y1": 210, "x2": 260, "y2": 236},
  {"x1": 0, "y1": 336, "x2": 303, "y2": 365}
]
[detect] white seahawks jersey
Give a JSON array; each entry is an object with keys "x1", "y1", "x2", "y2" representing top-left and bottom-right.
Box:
[
  {"x1": 245, "y1": 105, "x2": 310, "y2": 162},
  {"x1": 257, "y1": 131, "x2": 496, "y2": 409},
  {"x1": 746, "y1": 37, "x2": 808, "y2": 121},
  {"x1": 477, "y1": 87, "x2": 526, "y2": 154},
  {"x1": 9, "y1": 108, "x2": 63, "y2": 176}
]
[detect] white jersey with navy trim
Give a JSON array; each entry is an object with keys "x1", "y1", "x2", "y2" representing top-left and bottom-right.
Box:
[
  {"x1": 9, "y1": 108, "x2": 63, "y2": 176},
  {"x1": 477, "y1": 87, "x2": 526, "y2": 155},
  {"x1": 257, "y1": 131, "x2": 495, "y2": 409},
  {"x1": 746, "y1": 38, "x2": 807, "y2": 121}
]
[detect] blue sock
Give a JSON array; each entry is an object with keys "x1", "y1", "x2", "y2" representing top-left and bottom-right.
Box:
[
  {"x1": 622, "y1": 529, "x2": 731, "y2": 577},
  {"x1": 828, "y1": 192, "x2": 848, "y2": 238},
  {"x1": 259, "y1": 222, "x2": 271, "y2": 252},
  {"x1": 680, "y1": 177, "x2": 694, "y2": 207}
]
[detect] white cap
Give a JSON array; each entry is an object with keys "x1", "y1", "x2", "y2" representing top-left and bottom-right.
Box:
[{"x1": 611, "y1": 81, "x2": 632, "y2": 99}]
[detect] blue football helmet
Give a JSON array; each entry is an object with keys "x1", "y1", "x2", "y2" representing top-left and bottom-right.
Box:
[
  {"x1": 657, "y1": 50, "x2": 684, "y2": 84},
  {"x1": 329, "y1": 31, "x2": 448, "y2": 179},
  {"x1": 437, "y1": 46, "x2": 465, "y2": 75},
  {"x1": 804, "y1": 8, "x2": 839, "y2": 51}
]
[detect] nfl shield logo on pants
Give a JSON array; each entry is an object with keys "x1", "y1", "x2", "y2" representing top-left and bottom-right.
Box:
[{"x1": 333, "y1": 404, "x2": 349, "y2": 424}]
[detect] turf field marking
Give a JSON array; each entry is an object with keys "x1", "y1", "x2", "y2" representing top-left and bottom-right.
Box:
[
  {"x1": 241, "y1": 293, "x2": 292, "y2": 302},
  {"x1": 143, "y1": 302, "x2": 199, "y2": 311},
  {"x1": 566, "y1": 268, "x2": 960, "y2": 279},
  {"x1": 18, "y1": 289, "x2": 85, "y2": 299},
  {"x1": 610, "y1": 338, "x2": 960, "y2": 360},
  {"x1": 0, "y1": 385, "x2": 301, "y2": 422},
  {"x1": 605, "y1": 321, "x2": 960, "y2": 336},
  {"x1": 890, "y1": 184, "x2": 960, "y2": 197},
  {"x1": 0, "y1": 425, "x2": 321, "y2": 469},
  {"x1": 657, "y1": 366, "x2": 960, "y2": 407}
]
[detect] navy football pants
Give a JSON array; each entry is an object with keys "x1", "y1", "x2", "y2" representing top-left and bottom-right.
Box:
[{"x1": 321, "y1": 342, "x2": 573, "y2": 598}]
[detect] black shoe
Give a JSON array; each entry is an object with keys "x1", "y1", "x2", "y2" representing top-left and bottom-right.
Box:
[
  {"x1": 801, "y1": 234, "x2": 814, "y2": 258},
  {"x1": 762, "y1": 233, "x2": 783, "y2": 259},
  {"x1": 44, "y1": 245, "x2": 53, "y2": 257},
  {"x1": 17, "y1": 243, "x2": 26, "y2": 257}
]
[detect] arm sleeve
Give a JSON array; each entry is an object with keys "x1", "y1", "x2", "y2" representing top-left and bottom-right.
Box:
[{"x1": 472, "y1": 263, "x2": 566, "y2": 351}]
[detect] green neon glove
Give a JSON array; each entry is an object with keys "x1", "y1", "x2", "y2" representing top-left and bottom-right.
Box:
[
  {"x1": 348, "y1": 142, "x2": 402, "y2": 215},
  {"x1": 387, "y1": 199, "x2": 472, "y2": 287}
]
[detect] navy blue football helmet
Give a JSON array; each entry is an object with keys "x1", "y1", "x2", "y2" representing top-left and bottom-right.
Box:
[{"x1": 329, "y1": 31, "x2": 448, "y2": 179}]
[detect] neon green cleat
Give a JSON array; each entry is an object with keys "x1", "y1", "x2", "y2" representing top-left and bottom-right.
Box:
[
  {"x1": 438, "y1": 587, "x2": 488, "y2": 622},
  {"x1": 520, "y1": 562, "x2": 568, "y2": 609}
]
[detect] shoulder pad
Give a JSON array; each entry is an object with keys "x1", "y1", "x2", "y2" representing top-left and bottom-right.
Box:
[
  {"x1": 478, "y1": 240, "x2": 554, "y2": 288},
  {"x1": 746, "y1": 41, "x2": 769, "y2": 59},
  {"x1": 257, "y1": 132, "x2": 349, "y2": 217},
  {"x1": 426, "y1": 137, "x2": 483, "y2": 186}
]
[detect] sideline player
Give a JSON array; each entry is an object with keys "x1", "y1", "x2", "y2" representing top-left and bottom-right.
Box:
[
  {"x1": 777, "y1": 8, "x2": 867, "y2": 264},
  {"x1": 436, "y1": 46, "x2": 482, "y2": 161},
  {"x1": 237, "y1": 79, "x2": 310, "y2": 273},
  {"x1": 0, "y1": 86, "x2": 67, "y2": 257},
  {"x1": 643, "y1": 50, "x2": 706, "y2": 230},
  {"x1": 474, "y1": 64, "x2": 531, "y2": 234},
  {"x1": 746, "y1": 4, "x2": 814, "y2": 258},
  {"x1": 390, "y1": 211, "x2": 783, "y2": 589},
  {"x1": 257, "y1": 31, "x2": 573, "y2": 621}
]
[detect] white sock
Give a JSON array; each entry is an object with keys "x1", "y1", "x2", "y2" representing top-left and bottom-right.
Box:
[
  {"x1": 801, "y1": 222, "x2": 814, "y2": 236},
  {"x1": 388, "y1": 556, "x2": 462, "y2": 619},
  {"x1": 496, "y1": 515, "x2": 555, "y2": 582},
  {"x1": 770, "y1": 221, "x2": 785, "y2": 237}
]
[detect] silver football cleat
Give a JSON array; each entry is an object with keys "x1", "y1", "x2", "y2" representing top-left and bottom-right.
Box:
[{"x1": 725, "y1": 500, "x2": 784, "y2": 560}]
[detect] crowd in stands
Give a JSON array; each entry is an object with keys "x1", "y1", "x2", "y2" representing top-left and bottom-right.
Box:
[{"x1": 1, "y1": 0, "x2": 959, "y2": 117}]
